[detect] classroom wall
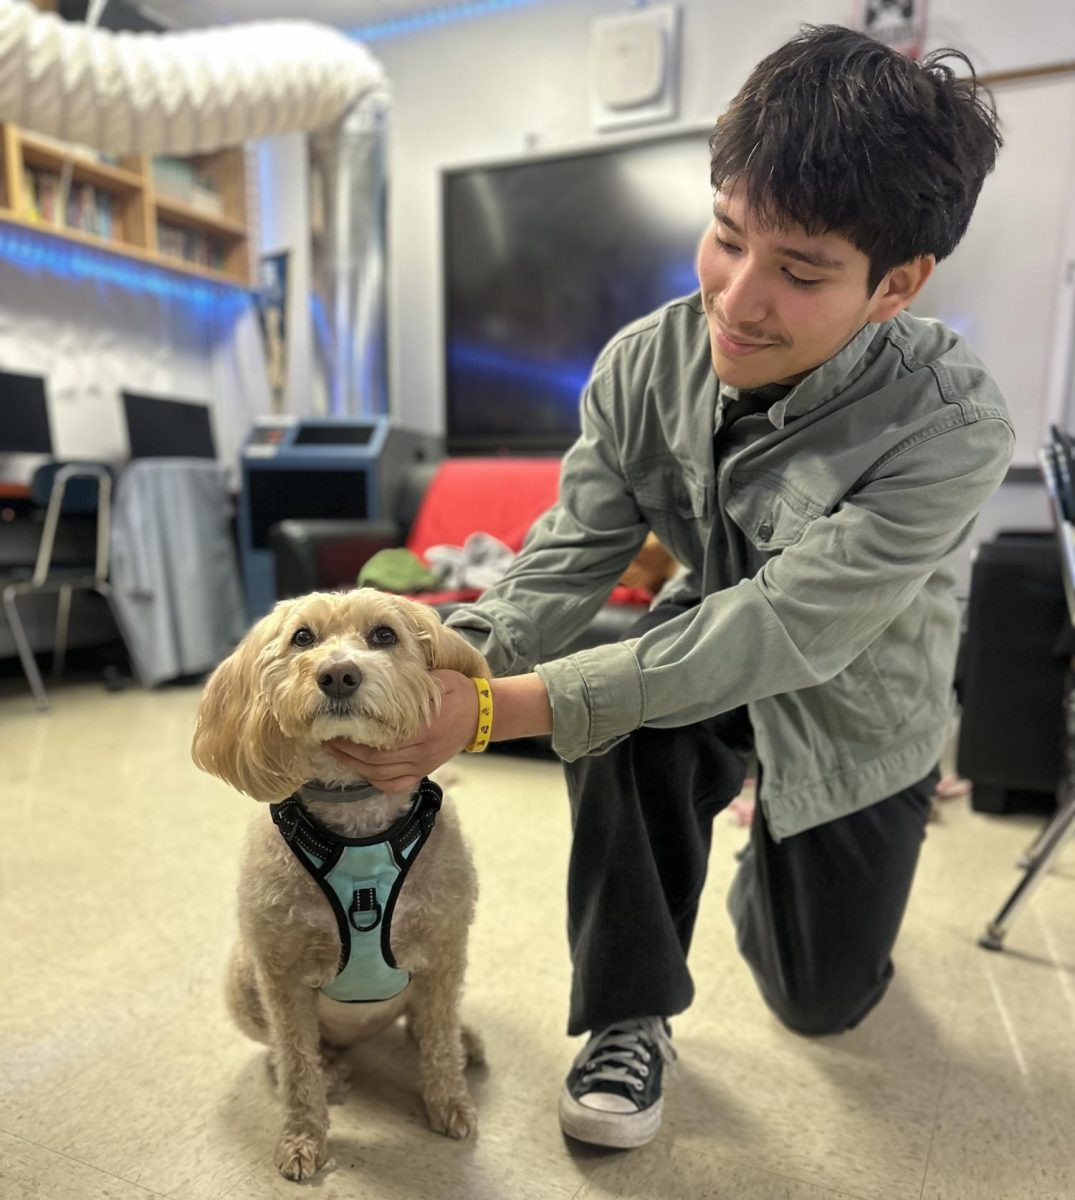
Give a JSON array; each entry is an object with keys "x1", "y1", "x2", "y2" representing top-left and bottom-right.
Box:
[
  {"x1": 0, "y1": 264, "x2": 269, "y2": 485},
  {"x1": 914, "y1": 71, "x2": 1075, "y2": 461}
]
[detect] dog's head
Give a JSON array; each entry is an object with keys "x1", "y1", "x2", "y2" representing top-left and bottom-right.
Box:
[{"x1": 191, "y1": 588, "x2": 490, "y2": 800}]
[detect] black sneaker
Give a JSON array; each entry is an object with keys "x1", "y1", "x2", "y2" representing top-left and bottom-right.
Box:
[{"x1": 558, "y1": 1017, "x2": 675, "y2": 1149}]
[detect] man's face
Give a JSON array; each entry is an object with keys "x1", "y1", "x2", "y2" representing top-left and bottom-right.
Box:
[{"x1": 696, "y1": 181, "x2": 897, "y2": 389}]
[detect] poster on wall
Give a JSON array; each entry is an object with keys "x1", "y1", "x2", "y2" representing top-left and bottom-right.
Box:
[
  {"x1": 853, "y1": 0, "x2": 927, "y2": 59},
  {"x1": 255, "y1": 250, "x2": 289, "y2": 414}
]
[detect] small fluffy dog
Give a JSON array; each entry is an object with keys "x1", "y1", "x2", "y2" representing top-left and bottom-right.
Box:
[{"x1": 192, "y1": 588, "x2": 490, "y2": 1181}]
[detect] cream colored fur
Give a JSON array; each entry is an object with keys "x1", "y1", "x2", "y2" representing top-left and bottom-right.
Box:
[{"x1": 192, "y1": 589, "x2": 490, "y2": 1181}]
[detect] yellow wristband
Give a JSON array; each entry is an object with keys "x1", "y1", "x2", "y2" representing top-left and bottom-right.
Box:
[{"x1": 464, "y1": 676, "x2": 493, "y2": 753}]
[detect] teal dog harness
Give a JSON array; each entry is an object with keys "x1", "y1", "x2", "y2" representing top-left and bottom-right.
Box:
[{"x1": 269, "y1": 778, "x2": 442, "y2": 1003}]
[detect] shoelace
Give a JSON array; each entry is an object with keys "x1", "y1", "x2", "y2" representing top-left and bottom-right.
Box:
[{"x1": 572, "y1": 1017, "x2": 677, "y2": 1094}]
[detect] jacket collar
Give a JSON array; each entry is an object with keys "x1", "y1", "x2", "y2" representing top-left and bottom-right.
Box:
[{"x1": 717, "y1": 318, "x2": 891, "y2": 431}]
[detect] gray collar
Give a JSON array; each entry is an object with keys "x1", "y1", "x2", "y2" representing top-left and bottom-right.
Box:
[
  {"x1": 298, "y1": 780, "x2": 383, "y2": 805},
  {"x1": 713, "y1": 321, "x2": 888, "y2": 432},
  {"x1": 767, "y1": 319, "x2": 889, "y2": 428}
]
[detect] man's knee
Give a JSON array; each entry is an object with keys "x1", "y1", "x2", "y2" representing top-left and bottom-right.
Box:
[{"x1": 757, "y1": 966, "x2": 893, "y2": 1038}]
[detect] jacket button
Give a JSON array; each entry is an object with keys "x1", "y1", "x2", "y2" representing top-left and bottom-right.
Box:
[{"x1": 758, "y1": 520, "x2": 774, "y2": 542}]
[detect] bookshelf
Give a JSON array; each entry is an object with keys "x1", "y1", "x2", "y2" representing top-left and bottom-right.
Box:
[{"x1": 0, "y1": 124, "x2": 252, "y2": 288}]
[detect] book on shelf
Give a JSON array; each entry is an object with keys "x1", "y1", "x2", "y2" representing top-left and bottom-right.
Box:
[
  {"x1": 153, "y1": 156, "x2": 225, "y2": 217},
  {"x1": 97, "y1": 191, "x2": 113, "y2": 239},
  {"x1": 153, "y1": 157, "x2": 196, "y2": 202},
  {"x1": 19, "y1": 166, "x2": 58, "y2": 225},
  {"x1": 17, "y1": 167, "x2": 117, "y2": 240},
  {"x1": 157, "y1": 221, "x2": 225, "y2": 270}
]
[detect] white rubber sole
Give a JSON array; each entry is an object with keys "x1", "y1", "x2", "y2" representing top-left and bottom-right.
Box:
[{"x1": 558, "y1": 1087, "x2": 664, "y2": 1149}]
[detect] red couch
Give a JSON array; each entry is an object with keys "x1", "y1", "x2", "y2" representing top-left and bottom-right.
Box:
[{"x1": 268, "y1": 456, "x2": 655, "y2": 649}]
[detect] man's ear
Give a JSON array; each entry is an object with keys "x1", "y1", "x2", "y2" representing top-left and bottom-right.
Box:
[{"x1": 867, "y1": 254, "x2": 936, "y2": 322}]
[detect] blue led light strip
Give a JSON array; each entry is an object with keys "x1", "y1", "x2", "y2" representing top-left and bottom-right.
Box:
[
  {"x1": 350, "y1": 0, "x2": 541, "y2": 42},
  {"x1": 0, "y1": 226, "x2": 249, "y2": 313}
]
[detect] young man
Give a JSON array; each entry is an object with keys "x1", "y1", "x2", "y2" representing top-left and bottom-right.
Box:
[{"x1": 333, "y1": 26, "x2": 1012, "y2": 1149}]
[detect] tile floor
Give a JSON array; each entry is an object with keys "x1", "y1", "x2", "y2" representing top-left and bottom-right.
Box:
[{"x1": 1, "y1": 677, "x2": 1073, "y2": 1200}]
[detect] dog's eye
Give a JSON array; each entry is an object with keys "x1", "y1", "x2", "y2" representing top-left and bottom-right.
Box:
[
  {"x1": 291, "y1": 627, "x2": 316, "y2": 648},
  {"x1": 369, "y1": 625, "x2": 398, "y2": 647}
]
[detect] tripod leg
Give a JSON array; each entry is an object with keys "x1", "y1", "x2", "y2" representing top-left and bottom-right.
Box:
[
  {"x1": 980, "y1": 672, "x2": 1075, "y2": 949},
  {"x1": 979, "y1": 796, "x2": 1075, "y2": 949}
]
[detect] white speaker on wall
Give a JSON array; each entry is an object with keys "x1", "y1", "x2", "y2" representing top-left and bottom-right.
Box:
[{"x1": 590, "y1": 4, "x2": 680, "y2": 132}]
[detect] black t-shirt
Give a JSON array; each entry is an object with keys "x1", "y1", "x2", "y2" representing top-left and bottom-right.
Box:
[{"x1": 711, "y1": 382, "x2": 790, "y2": 583}]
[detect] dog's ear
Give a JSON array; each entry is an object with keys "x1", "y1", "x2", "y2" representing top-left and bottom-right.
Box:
[
  {"x1": 191, "y1": 607, "x2": 296, "y2": 800},
  {"x1": 395, "y1": 595, "x2": 491, "y2": 678}
]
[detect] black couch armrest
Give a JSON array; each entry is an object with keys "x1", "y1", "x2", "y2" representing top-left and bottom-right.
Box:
[{"x1": 270, "y1": 518, "x2": 403, "y2": 598}]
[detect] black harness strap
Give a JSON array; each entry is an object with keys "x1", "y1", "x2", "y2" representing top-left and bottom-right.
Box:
[{"x1": 269, "y1": 778, "x2": 443, "y2": 988}]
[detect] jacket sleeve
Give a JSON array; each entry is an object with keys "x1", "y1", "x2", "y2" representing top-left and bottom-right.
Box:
[
  {"x1": 444, "y1": 364, "x2": 651, "y2": 677},
  {"x1": 534, "y1": 412, "x2": 1014, "y2": 761}
]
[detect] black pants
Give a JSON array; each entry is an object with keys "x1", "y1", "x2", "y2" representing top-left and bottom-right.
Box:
[{"x1": 563, "y1": 606, "x2": 936, "y2": 1039}]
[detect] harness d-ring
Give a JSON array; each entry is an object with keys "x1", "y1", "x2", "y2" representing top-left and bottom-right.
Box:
[{"x1": 349, "y1": 886, "x2": 383, "y2": 932}]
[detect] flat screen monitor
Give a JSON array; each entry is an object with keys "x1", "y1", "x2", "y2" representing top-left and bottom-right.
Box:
[
  {"x1": 443, "y1": 128, "x2": 713, "y2": 455},
  {"x1": 0, "y1": 369, "x2": 52, "y2": 454},
  {"x1": 123, "y1": 392, "x2": 216, "y2": 459}
]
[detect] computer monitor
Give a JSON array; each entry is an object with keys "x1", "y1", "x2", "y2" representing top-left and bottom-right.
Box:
[
  {"x1": 0, "y1": 369, "x2": 52, "y2": 454},
  {"x1": 123, "y1": 392, "x2": 216, "y2": 459}
]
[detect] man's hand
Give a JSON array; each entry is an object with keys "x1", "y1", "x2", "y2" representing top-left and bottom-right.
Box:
[
  {"x1": 329, "y1": 670, "x2": 554, "y2": 795},
  {"x1": 328, "y1": 669, "x2": 478, "y2": 794}
]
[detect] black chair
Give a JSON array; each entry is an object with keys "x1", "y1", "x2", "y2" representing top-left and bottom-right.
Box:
[
  {"x1": 1, "y1": 461, "x2": 119, "y2": 710},
  {"x1": 978, "y1": 428, "x2": 1075, "y2": 949}
]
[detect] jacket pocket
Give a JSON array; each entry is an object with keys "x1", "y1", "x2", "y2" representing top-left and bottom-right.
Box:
[
  {"x1": 821, "y1": 647, "x2": 905, "y2": 734},
  {"x1": 820, "y1": 601, "x2": 937, "y2": 736},
  {"x1": 625, "y1": 455, "x2": 712, "y2": 570},
  {"x1": 725, "y1": 478, "x2": 821, "y2": 573}
]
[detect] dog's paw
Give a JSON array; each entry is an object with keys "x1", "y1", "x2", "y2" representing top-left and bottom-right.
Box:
[
  {"x1": 461, "y1": 1025, "x2": 486, "y2": 1067},
  {"x1": 274, "y1": 1129, "x2": 329, "y2": 1181},
  {"x1": 425, "y1": 1090, "x2": 478, "y2": 1140}
]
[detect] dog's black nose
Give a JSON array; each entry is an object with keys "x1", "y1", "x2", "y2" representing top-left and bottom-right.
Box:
[{"x1": 317, "y1": 659, "x2": 363, "y2": 700}]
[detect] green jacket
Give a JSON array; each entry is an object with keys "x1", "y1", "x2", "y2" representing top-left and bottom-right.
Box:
[{"x1": 446, "y1": 294, "x2": 1014, "y2": 838}]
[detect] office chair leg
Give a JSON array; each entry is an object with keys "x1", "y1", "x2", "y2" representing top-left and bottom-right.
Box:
[
  {"x1": 979, "y1": 792, "x2": 1075, "y2": 950},
  {"x1": 53, "y1": 583, "x2": 73, "y2": 679},
  {"x1": 2, "y1": 586, "x2": 49, "y2": 711}
]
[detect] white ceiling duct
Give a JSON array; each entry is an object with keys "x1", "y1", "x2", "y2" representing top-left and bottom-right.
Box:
[{"x1": 0, "y1": 0, "x2": 386, "y2": 155}]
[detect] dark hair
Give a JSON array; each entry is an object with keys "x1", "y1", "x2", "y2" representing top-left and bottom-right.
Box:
[{"x1": 709, "y1": 25, "x2": 1002, "y2": 291}]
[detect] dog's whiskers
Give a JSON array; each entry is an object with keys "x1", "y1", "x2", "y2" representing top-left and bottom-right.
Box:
[{"x1": 317, "y1": 697, "x2": 361, "y2": 718}]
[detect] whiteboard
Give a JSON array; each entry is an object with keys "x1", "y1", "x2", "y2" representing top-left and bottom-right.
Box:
[{"x1": 912, "y1": 72, "x2": 1075, "y2": 466}]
